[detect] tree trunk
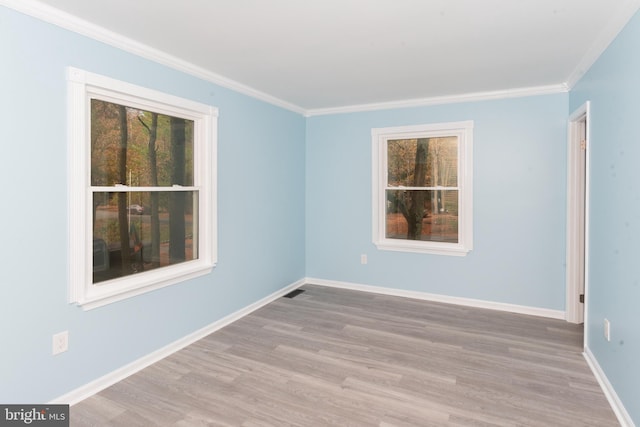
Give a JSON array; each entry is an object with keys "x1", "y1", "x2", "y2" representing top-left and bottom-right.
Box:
[
  {"x1": 146, "y1": 113, "x2": 161, "y2": 267},
  {"x1": 432, "y1": 140, "x2": 440, "y2": 214},
  {"x1": 117, "y1": 105, "x2": 130, "y2": 272},
  {"x1": 169, "y1": 117, "x2": 186, "y2": 263},
  {"x1": 404, "y1": 138, "x2": 429, "y2": 240}
]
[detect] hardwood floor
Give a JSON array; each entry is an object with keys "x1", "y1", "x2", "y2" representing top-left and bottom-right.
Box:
[{"x1": 71, "y1": 284, "x2": 619, "y2": 426}]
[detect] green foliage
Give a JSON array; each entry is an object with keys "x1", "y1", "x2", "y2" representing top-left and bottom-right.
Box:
[
  {"x1": 91, "y1": 100, "x2": 194, "y2": 189},
  {"x1": 90, "y1": 100, "x2": 195, "y2": 213}
]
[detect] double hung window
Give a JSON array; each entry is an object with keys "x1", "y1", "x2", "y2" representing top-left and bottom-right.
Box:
[
  {"x1": 372, "y1": 121, "x2": 473, "y2": 256},
  {"x1": 68, "y1": 67, "x2": 217, "y2": 309}
]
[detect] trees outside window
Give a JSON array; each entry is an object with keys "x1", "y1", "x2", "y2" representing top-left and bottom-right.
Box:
[
  {"x1": 91, "y1": 99, "x2": 195, "y2": 283},
  {"x1": 372, "y1": 121, "x2": 473, "y2": 256},
  {"x1": 69, "y1": 67, "x2": 217, "y2": 309}
]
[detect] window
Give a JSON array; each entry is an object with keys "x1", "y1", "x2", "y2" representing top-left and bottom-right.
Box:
[
  {"x1": 372, "y1": 121, "x2": 473, "y2": 256},
  {"x1": 68, "y1": 67, "x2": 217, "y2": 309}
]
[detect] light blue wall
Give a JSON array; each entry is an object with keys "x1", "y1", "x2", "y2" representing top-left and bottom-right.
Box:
[
  {"x1": 570, "y1": 10, "x2": 640, "y2": 424},
  {"x1": 0, "y1": 6, "x2": 305, "y2": 402},
  {"x1": 306, "y1": 94, "x2": 569, "y2": 309}
]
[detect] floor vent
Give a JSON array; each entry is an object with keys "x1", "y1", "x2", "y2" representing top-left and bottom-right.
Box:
[{"x1": 283, "y1": 289, "x2": 305, "y2": 299}]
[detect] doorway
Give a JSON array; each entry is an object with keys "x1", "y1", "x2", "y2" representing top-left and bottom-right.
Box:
[{"x1": 566, "y1": 102, "x2": 590, "y2": 326}]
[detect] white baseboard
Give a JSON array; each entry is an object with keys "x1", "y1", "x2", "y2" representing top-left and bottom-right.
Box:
[
  {"x1": 51, "y1": 276, "x2": 569, "y2": 406},
  {"x1": 55, "y1": 275, "x2": 630, "y2": 426},
  {"x1": 306, "y1": 278, "x2": 634, "y2": 424},
  {"x1": 304, "y1": 277, "x2": 565, "y2": 320},
  {"x1": 51, "y1": 278, "x2": 305, "y2": 406},
  {"x1": 583, "y1": 348, "x2": 635, "y2": 427}
]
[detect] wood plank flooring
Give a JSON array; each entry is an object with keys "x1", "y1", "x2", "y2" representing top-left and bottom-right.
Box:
[{"x1": 70, "y1": 284, "x2": 619, "y2": 426}]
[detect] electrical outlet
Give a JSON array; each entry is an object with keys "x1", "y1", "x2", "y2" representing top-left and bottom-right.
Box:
[
  {"x1": 603, "y1": 319, "x2": 611, "y2": 342},
  {"x1": 360, "y1": 254, "x2": 367, "y2": 265},
  {"x1": 52, "y1": 331, "x2": 69, "y2": 355}
]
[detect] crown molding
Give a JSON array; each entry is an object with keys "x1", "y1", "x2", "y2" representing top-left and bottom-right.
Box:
[
  {"x1": 305, "y1": 84, "x2": 569, "y2": 117},
  {"x1": 5, "y1": 0, "x2": 637, "y2": 117},
  {"x1": 565, "y1": 0, "x2": 640, "y2": 89},
  {"x1": 0, "y1": 0, "x2": 307, "y2": 116}
]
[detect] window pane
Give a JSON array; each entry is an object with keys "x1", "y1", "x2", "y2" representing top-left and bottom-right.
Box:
[
  {"x1": 385, "y1": 189, "x2": 458, "y2": 243},
  {"x1": 92, "y1": 191, "x2": 198, "y2": 284},
  {"x1": 91, "y1": 99, "x2": 194, "y2": 187},
  {"x1": 387, "y1": 137, "x2": 458, "y2": 187},
  {"x1": 430, "y1": 137, "x2": 458, "y2": 187}
]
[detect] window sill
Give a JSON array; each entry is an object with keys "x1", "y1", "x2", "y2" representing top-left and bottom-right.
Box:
[
  {"x1": 73, "y1": 261, "x2": 215, "y2": 310},
  {"x1": 374, "y1": 240, "x2": 471, "y2": 256}
]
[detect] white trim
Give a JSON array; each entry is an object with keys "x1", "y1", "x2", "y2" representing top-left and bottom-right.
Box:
[
  {"x1": 584, "y1": 105, "x2": 592, "y2": 343},
  {"x1": 306, "y1": 84, "x2": 568, "y2": 117},
  {"x1": 0, "y1": 0, "x2": 576, "y2": 117},
  {"x1": 52, "y1": 276, "x2": 571, "y2": 406},
  {"x1": 565, "y1": 101, "x2": 590, "y2": 325},
  {"x1": 3, "y1": 0, "x2": 638, "y2": 117},
  {"x1": 565, "y1": 1, "x2": 640, "y2": 89},
  {"x1": 51, "y1": 279, "x2": 306, "y2": 406},
  {"x1": 0, "y1": 0, "x2": 306, "y2": 116},
  {"x1": 372, "y1": 121, "x2": 473, "y2": 256},
  {"x1": 306, "y1": 278, "x2": 565, "y2": 320},
  {"x1": 68, "y1": 67, "x2": 218, "y2": 309},
  {"x1": 583, "y1": 348, "x2": 636, "y2": 427}
]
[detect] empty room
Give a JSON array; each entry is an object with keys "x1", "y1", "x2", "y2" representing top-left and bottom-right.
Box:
[{"x1": 1, "y1": 0, "x2": 639, "y2": 425}]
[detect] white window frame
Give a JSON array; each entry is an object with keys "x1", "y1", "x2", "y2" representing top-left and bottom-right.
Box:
[
  {"x1": 372, "y1": 121, "x2": 473, "y2": 256},
  {"x1": 67, "y1": 67, "x2": 218, "y2": 309}
]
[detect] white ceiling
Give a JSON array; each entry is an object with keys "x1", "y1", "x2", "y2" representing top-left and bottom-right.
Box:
[{"x1": 8, "y1": 0, "x2": 640, "y2": 113}]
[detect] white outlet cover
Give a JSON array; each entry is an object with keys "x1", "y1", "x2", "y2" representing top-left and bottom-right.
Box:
[
  {"x1": 52, "y1": 331, "x2": 69, "y2": 355},
  {"x1": 604, "y1": 319, "x2": 611, "y2": 342}
]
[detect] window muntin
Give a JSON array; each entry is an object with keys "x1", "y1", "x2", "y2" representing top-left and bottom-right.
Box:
[
  {"x1": 69, "y1": 67, "x2": 217, "y2": 309},
  {"x1": 372, "y1": 121, "x2": 472, "y2": 256}
]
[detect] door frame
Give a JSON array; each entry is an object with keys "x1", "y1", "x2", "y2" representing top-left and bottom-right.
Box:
[{"x1": 566, "y1": 101, "x2": 590, "y2": 328}]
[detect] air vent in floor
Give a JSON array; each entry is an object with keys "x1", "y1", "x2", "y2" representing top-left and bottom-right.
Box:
[{"x1": 283, "y1": 289, "x2": 305, "y2": 298}]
